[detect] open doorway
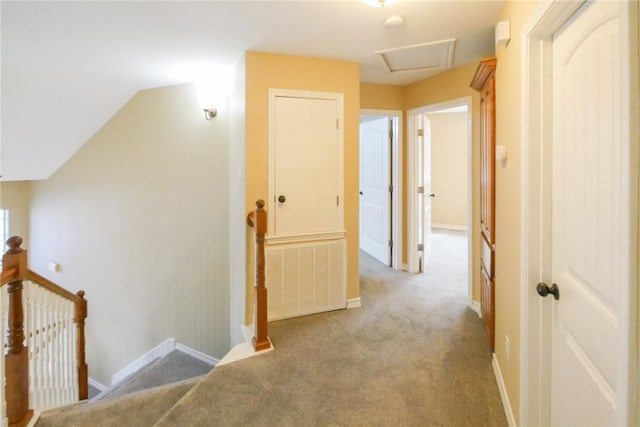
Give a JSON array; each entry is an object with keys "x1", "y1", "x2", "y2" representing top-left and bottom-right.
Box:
[
  {"x1": 407, "y1": 97, "x2": 472, "y2": 304},
  {"x1": 359, "y1": 109, "x2": 402, "y2": 270}
]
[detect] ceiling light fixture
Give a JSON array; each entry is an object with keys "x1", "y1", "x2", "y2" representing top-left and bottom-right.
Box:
[{"x1": 362, "y1": 0, "x2": 397, "y2": 7}]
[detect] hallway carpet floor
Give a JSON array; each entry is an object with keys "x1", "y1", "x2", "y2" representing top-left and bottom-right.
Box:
[{"x1": 156, "y1": 229, "x2": 507, "y2": 426}]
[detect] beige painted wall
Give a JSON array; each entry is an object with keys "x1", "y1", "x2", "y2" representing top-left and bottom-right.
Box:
[
  {"x1": 494, "y1": 1, "x2": 540, "y2": 423},
  {"x1": 28, "y1": 83, "x2": 231, "y2": 385},
  {"x1": 360, "y1": 83, "x2": 404, "y2": 111},
  {"x1": 360, "y1": 67, "x2": 481, "y2": 302},
  {"x1": 426, "y1": 112, "x2": 468, "y2": 228},
  {"x1": 0, "y1": 181, "x2": 31, "y2": 250},
  {"x1": 244, "y1": 51, "x2": 360, "y2": 323},
  {"x1": 405, "y1": 63, "x2": 481, "y2": 302}
]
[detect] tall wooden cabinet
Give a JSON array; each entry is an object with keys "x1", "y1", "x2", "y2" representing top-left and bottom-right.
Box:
[{"x1": 470, "y1": 58, "x2": 496, "y2": 351}]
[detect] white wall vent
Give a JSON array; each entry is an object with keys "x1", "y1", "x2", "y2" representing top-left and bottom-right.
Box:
[{"x1": 266, "y1": 240, "x2": 346, "y2": 321}]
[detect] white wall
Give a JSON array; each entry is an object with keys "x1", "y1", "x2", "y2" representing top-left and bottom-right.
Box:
[
  {"x1": 28, "y1": 82, "x2": 231, "y2": 385},
  {"x1": 229, "y1": 55, "x2": 247, "y2": 346},
  {"x1": 426, "y1": 111, "x2": 468, "y2": 229},
  {"x1": 0, "y1": 181, "x2": 31, "y2": 249}
]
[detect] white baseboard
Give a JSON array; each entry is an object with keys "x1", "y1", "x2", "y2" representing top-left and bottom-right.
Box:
[
  {"x1": 111, "y1": 338, "x2": 217, "y2": 386},
  {"x1": 88, "y1": 377, "x2": 107, "y2": 392},
  {"x1": 217, "y1": 324, "x2": 274, "y2": 367},
  {"x1": 347, "y1": 297, "x2": 361, "y2": 309},
  {"x1": 492, "y1": 354, "x2": 517, "y2": 427},
  {"x1": 26, "y1": 410, "x2": 42, "y2": 427},
  {"x1": 175, "y1": 343, "x2": 218, "y2": 366},
  {"x1": 432, "y1": 223, "x2": 468, "y2": 232},
  {"x1": 111, "y1": 338, "x2": 176, "y2": 386},
  {"x1": 470, "y1": 300, "x2": 482, "y2": 318}
]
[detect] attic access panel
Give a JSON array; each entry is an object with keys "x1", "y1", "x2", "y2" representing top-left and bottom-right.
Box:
[{"x1": 376, "y1": 38, "x2": 456, "y2": 74}]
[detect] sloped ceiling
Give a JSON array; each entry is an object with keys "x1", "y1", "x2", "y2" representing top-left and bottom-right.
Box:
[{"x1": 1, "y1": 1, "x2": 504, "y2": 181}]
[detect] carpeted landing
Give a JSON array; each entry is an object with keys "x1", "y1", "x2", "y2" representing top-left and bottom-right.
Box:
[{"x1": 38, "y1": 230, "x2": 508, "y2": 426}]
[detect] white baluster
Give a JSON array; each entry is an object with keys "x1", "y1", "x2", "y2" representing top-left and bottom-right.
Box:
[
  {"x1": 45, "y1": 289, "x2": 52, "y2": 409},
  {"x1": 7, "y1": 280, "x2": 85, "y2": 412},
  {"x1": 33, "y1": 285, "x2": 42, "y2": 409},
  {"x1": 71, "y1": 310, "x2": 78, "y2": 400},
  {"x1": 49, "y1": 290, "x2": 56, "y2": 408},
  {"x1": 67, "y1": 301, "x2": 75, "y2": 402},
  {"x1": 25, "y1": 281, "x2": 35, "y2": 409},
  {"x1": 37, "y1": 287, "x2": 45, "y2": 409},
  {"x1": 53, "y1": 297, "x2": 63, "y2": 406}
]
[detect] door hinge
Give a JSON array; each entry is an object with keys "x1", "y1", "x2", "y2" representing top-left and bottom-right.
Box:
[
  {"x1": 389, "y1": 240, "x2": 393, "y2": 248},
  {"x1": 336, "y1": 118, "x2": 339, "y2": 129},
  {"x1": 417, "y1": 243, "x2": 424, "y2": 252},
  {"x1": 389, "y1": 185, "x2": 393, "y2": 193},
  {"x1": 337, "y1": 195, "x2": 339, "y2": 206},
  {"x1": 417, "y1": 186, "x2": 424, "y2": 194},
  {"x1": 417, "y1": 128, "x2": 424, "y2": 137}
]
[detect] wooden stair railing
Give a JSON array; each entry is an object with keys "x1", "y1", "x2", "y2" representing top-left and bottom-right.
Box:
[
  {"x1": 1, "y1": 236, "x2": 88, "y2": 426},
  {"x1": 246, "y1": 200, "x2": 271, "y2": 351},
  {"x1": 2, "y1": 237, "x2": 31, "y2": 427}
]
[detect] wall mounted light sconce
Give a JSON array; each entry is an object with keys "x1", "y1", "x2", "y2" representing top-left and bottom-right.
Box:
[
  {"x1": 197, "y1": 79, "x2": 221, "y2": 121},
  {"x1": 203, "y1": 108, "x2": 217, "y2": 120},
  {"x1": 193, "y1": 66, "x2": 233, "y2": 121}
]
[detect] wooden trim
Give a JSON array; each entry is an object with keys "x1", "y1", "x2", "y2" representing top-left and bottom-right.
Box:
[
  {"x1": 471, "y1": 58, "x2": 497, "y2": 352},
  {"x1": 8, "y1": 409, "x2": 33, "y2": 427},
  {"x1": 2, "y1": 237, "x2": 29, "y2": 426},
  {"x1": 26, "y1": 270, "x2": 79, "y2": 302},
  {"x1": 470, "y1": 57, "x2": 497, "y2": 91},
  {"x1": 247, "y1": 200, "x2": 271, "y2": 352},
  {"x1": 1, "y1": 267, "x2": 18, "y2": 286},
  {"x1": 74, "y1": 290, "x2": 88, "y2": 400}
]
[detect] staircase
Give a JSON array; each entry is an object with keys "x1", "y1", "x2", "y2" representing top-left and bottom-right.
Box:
[
  {"x1": 1, "y1": 200, "x2": 271, "y2": 426},
  {"x1": 36, "y1": 350, "x2": 214, "y2": 426}
]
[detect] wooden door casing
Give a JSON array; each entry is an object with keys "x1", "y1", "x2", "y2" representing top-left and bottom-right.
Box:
[{"x1": 471, "y1": 57, "x2": 497, "y2": 351}]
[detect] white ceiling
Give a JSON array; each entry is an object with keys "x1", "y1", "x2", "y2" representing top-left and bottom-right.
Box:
[{"x1": 1, "y1": 0, "x2": 504, "y2": 181}]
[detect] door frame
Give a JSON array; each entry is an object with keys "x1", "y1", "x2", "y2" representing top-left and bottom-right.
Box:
[
  {"x1": 519, "y1": 1, "x2": 639, "y2": 425},
  {"x1": 359, "y1": 109, "x2": 402, "y2": 270},
  {"x1": 407, "y1": 96, "x2": 473, "y2": 304}
]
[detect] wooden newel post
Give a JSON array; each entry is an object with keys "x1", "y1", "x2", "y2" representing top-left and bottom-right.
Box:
[
  {"x1": 74, "y1": 290, "x2": 88, "y2": 400},
  {"x1": 249, "y1": 200, "x2": 270, "y2": 351},
  {"x1": 2, "y1": 236, "x2": 32, "y2": 426}
]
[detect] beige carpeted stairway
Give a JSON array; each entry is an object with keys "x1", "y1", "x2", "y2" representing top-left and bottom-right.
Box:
[
  {"x1": 37, "y1": 230, "x2": 507, "y2": 426},
  {"x1": 36, "y1": 376, "x2": 201, "y2": 427}
]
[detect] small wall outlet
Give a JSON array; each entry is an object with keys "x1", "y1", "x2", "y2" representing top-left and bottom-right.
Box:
[
  {"x1": 504, "y1": 335, "x2": 511, "y2": 362},
  {"x1": 48, "y1": 262, "x2": 60, "y2": 273}
]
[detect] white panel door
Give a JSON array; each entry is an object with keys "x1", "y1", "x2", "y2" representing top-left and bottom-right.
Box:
[
  {"x1": 273, "y1": 96, "x2": 340, "y2": 237},
  {"x1": 550, "y1": 1, "x2": 624, "y2": 424},
  {"x1": 419, "y1": 116, "x2": 432, "y2": 272},
  {"x1": 359, "y1": 117, "x2": 390, "y2": 265}
]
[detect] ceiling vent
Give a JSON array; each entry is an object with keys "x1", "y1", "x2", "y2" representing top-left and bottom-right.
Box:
[{"x1": 375, "y1": 38, "x2": 456, "y2": 75}]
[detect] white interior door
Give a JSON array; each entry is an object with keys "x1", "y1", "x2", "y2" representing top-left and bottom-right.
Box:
[
  {"x1": 359, "y1": 117, "x2": 390, "y2": 265},
  {"x1": 418, "y1": 116, "x2": 432, "y2": 272},
  {"x1": 273, "y1": 95, "x2": 341, "y2": 237},
  {"x1": 549, "y1": 1, "x2": 626, "y2": 424}
]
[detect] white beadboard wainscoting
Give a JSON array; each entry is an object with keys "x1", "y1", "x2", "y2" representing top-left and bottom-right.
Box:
[{"x1": 266, "y1": 239, "x2": 346, "y2": 321}]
